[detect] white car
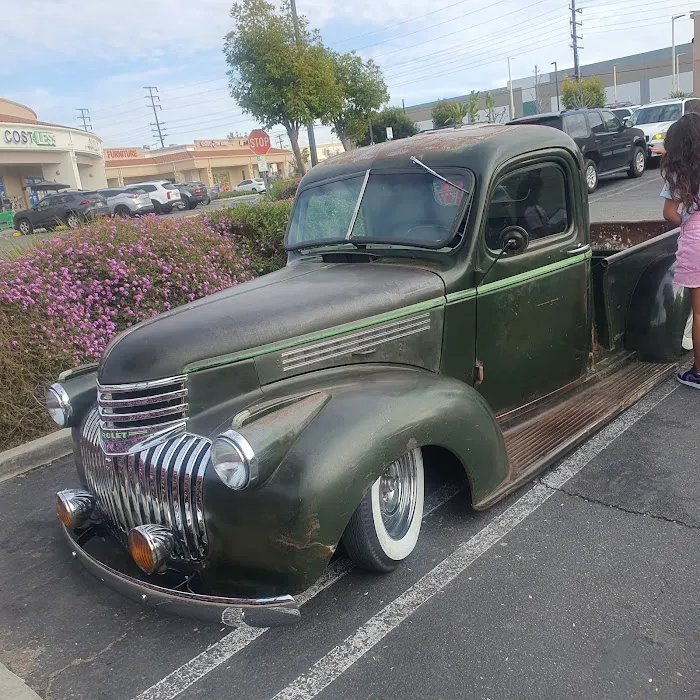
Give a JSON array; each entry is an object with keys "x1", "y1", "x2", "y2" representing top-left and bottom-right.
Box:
[
  {"x1": 234, "y1": 178, "x2": 266, "y2": 194},
  {"x1": 632, "y1": 97, "x2": 700, "y2": 160},
  {"x1": 125, "y1": 180, "x2": 181, "y2": 214}
]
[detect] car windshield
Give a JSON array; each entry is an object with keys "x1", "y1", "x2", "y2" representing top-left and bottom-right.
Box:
[
  {"x1": 632, "y1": 103, "x2": 681, "y2": 125},
  {"x1": 286, "y1": 169, "x2": 472, "y2": 250}
]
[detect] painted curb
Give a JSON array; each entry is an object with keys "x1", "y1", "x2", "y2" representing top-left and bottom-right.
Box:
[{"x1": 0, "y1": 428, "x2": 71, "y2": 482}]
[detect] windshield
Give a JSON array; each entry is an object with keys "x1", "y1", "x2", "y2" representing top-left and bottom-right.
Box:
[
  {"x1": 632, "y1": 103, "x2": 681, "y2": 125},
  {"x1": 286, "y1": 169, "x2": 472, "y2": 250}
]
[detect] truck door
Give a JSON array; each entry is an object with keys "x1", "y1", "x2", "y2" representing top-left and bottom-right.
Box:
[
  {"x1": 587, "y1": 110, "x2": 616, "y2": 174},
  {"x1": 601, "y1": 109, "x2": 631, "y2": 170},
  {"x1": 475, "y1": 157, "x2": 590, "y2": 415}
]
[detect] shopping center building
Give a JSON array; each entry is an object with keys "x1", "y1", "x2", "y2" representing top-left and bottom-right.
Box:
[
  {"x1": 104, "y1": 139, "x2": 295, "y2": 191},
  {"x1": 0, "y1": 98, "x2": 107, "y2": 209}
]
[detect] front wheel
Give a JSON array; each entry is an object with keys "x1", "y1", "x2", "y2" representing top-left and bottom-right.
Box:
[
  {"x1": 16, "y1": 218, "x2": 33, "y2": 235},
  {"x1": 114, "y1": 205, "x2": 131, "y2": 217},
  {"x1": 628, "y1": 146, "x2": 646, "y2": 179},
  {"x1": 584, "y1": 160, "x2": 598, "y2": 194},
  {"x1": 342, "y1": 448, "x2": 424, "y2": 573}
]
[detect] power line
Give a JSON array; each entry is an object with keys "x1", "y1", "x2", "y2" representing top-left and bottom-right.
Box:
[
  {"x1": 144, "y1": 86, "x2": 165, "y2": 148},
  {"x1": 75, "y1": 108, "x2": 92, "y2": 132}
]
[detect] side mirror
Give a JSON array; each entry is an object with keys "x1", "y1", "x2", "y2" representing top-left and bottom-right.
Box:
[
  {"x1": 499, "y1": 226, "x2": 529, "y2": 255},
  {"x1": 622, "y1": 117, "x2": 632, "y2": 129}
]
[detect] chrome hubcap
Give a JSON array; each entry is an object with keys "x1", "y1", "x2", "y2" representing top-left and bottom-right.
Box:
[
  {"x1": 68, "y1": 215, "x2": 78, "y2": 227},
  {"x1": 635, "y1": 152, "x2": 645, "y2": 172},
  {"x1": 19, "y1": 222, "x2": 29, "y2": 233},
  {"x1": 586, "y1": 166, "x2": 597, "y2": 189},
  {"x1": 378, "y1": 452, "x2": 419, "y2": 539}
]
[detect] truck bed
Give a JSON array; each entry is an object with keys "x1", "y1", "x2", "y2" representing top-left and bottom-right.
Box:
[{"x1": 590, "y1": 221, "x2": 680, "y2": 352}]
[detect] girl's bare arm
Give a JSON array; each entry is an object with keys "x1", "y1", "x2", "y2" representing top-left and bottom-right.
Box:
[{"x1": 663, "y1": 199, "x2": 682, "y2": 227}]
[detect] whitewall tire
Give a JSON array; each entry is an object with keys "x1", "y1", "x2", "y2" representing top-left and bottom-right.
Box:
[{"x1": 343, "y1": 448, "x2": 424, "y2": 572}]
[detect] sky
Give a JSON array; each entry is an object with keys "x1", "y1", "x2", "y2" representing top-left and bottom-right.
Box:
[{"x1": 1, "y1": 0, "x2": 694, "y2": 149}]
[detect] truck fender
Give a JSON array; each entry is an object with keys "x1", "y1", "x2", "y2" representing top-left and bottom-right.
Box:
[
  {"x1": 625, "y1": 253, "x2": 689, "y2": 362},
  {"x1": 204, "y1": 368, "x2": 509, "y2": 592}
]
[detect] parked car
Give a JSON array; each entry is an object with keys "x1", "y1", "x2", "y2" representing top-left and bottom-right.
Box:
[
  {"x1": 508, "y1": 108, "x2": 647, "y2": 193},
  {"x1": 49, "y1": 124, "x2": 688, "y2": 628},
  {"x1": 610, "y1": 105, "x2": 639, "y2": 122},
  {"x1": 204, "y1": 185, "x2": 219, "y2": 204},
  {"x1": 175, "y1": 182, "x2": 207, "y2": 210},
  {"x1": 97, "y1": 187, "x2": 154, "y2": 217},
  {"x1": 234, "y1": 178, "x2": 266, "y2": 194},
  {"x1": 13, "y1": 191, "x2": 110, "y2": 234},
  {"x1": 125, "y1": 181, "x2": 181, "y2": 214},
  {"x1": 631, "y1": 97, "x2": 700, "y2": 161}
]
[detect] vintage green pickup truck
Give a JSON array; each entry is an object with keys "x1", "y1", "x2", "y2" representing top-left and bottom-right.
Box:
[{"x1": 49, "y1": 124, "x2": 686, "y2": 628}]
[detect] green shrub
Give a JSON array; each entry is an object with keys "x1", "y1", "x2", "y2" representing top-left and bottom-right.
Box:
[
  {"x1": 209, "y1": 199, "x2": 293, "y2": 274},
  {"x1": 267, "y1": 177, "x2": 300, "y2": 201},
  {"x1": 218, "y1": 190, "x2": 254, "y2": 199}
]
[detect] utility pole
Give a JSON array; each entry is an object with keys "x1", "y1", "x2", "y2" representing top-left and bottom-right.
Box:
[
  {"x1": 76, "y1": 108, "x2": 92, "y2": 131},
  {"x1": 570, "y1": 0, "x2": 583, "y2": 81},
  {"x1": 672, "y1": 14, "x2": 686, "y2": 92},
  {"x1": 508, "y1": 57, "x2": 515, "y2": 119},
  {"x1": 613, "y1": 65, "x2": 618, "y2": 103},
  {"x1": 402, "y1": 99, "x2": 406, "y2": 115},
  {"x1": 289, "y1": 0, "x2": 318, "y2": 167},
  {"x1": 144, "y1": 86, "x2": 165, "y2": 149},
  {"x1": 276, "y1": 135, "x2": 286, "y2": 149},
  {"x1": 551, "y1": 61, "x2": 560, "y2": 112},
  {"x1": 533, "y1": 65, "x2": 541, "y2": 113}
]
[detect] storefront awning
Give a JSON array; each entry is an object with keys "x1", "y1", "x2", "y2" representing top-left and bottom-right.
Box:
[{"x1": 28, "y1": 179, "x2": 70, "y2": 191}]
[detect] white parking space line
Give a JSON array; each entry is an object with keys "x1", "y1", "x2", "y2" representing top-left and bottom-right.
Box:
[
  {"x1": 589, "y1": 176, "x2": 659, "y2": 202},
  {"x1": 131, "y1": 481, "x2": 464, "y2": 700},
  {"x1": 270, "y1": 381, "x2": 677, "y2": 700}
]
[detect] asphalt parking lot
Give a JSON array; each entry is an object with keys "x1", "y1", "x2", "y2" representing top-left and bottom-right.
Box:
[{"x1": 2, "y1": 377, "x2": 699, "y2": 700}]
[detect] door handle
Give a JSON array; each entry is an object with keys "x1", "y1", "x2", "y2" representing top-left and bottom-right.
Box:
[{"x1": 566, "y1": 244, "x2": 590, "y2": 255}]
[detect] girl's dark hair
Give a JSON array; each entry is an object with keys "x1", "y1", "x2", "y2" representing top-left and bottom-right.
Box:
[{"x1": 661, "y1": 112, "x2": 700, "y2": 211}]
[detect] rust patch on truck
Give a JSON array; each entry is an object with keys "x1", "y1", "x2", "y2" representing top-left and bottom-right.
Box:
[{"x1": 591, "y1": 221, "x2": 673, "y2": 251}]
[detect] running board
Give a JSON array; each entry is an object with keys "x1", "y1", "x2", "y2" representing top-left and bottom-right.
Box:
[{"x1": 475, "y1": 361, "x2": 676, "y2": 509}]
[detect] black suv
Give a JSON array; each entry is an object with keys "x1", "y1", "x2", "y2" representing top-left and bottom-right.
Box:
[
  {"x1": 508, "y1": 108, "x2": 647, "y2": 193},
  {"x1": 13, "y1": 191, "x2": 110, "y2": 235}
]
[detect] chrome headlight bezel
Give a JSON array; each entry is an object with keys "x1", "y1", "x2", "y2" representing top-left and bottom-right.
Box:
[
  {"x1": 45, "y1": 383, "x2": 72, "y2": 428},
  {"x1": 212, "y1": 429, "x2": 258, "y2": 490}
]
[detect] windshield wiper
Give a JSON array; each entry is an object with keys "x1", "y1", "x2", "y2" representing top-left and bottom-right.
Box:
[
  {"x1": 345, "y1": 168, "x2": 371, "y2": 241},
  {"x1": 409, "y1": 156, "x2": 470, "y2": 195}
]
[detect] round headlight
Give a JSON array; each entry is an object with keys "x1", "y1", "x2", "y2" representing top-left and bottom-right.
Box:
[
  {"x1": 652, "y1": 132, "x2": 666, "y2": 141},
  {"x1": 45, "y1": 383, "x2": 72, "y2": 427},
  {"x1": 212, "y1": 430, "x2": 257, "y2": 490}
]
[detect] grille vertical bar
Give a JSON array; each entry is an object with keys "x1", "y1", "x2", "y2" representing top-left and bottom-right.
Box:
[{"x1": 79, "y1": 408, "x2": 210, "y2": 560}]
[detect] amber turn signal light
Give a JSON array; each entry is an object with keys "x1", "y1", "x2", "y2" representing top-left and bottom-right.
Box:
[
  {"x1": 55, "y1": 490, "x2": 95, "y2": 530},
  {"x1": 128, "y1": 525, "x2": 175, "y2": 575}
]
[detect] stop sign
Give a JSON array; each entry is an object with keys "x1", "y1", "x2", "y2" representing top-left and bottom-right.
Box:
[{"x1": 248, "y1": 129, "x2": 271, "y2": 155}]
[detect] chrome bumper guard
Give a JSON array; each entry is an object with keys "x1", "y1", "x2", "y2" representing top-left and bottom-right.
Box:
[{"x1": 62, "y1": 525, "x2": 300, "y2": 628}]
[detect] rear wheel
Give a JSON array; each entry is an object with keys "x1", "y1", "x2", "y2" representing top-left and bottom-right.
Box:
[
  {"x1": 251, "y1": 187, "x2": 258, "y2": 193},
  {"x1": 114, "y1": 205, "x2": 131, "y2": 217},
  {"x1": 152, "y1": 200, "x2": 162, "y2": 215},
  {"x1": 16, "y1": 218, "x2": 33, "y2": 235},
  {"x1": 65, "y1": 212, "x2": 81, "y2": 229},
  {"x1": 628, "y1": 146, "x2": 646, "y2": 179},
  {"x1": 584, "y1": 160, "x2": 598, "y2": 194},
  {"x1": 342, "y1": 448, "x2": 424, "y2": 573}
]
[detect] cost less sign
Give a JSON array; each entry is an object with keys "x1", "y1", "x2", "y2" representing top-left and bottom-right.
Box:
[
  {"x1": 3, "y1": 129, "x2": 56, "y2": 147},
  {"x1": 248, "y1": 129, "x2": 271, "y2": 155}
]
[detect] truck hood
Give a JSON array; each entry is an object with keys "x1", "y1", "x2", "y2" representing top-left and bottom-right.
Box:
[
  {"x1": 636, "y1": 120, "x2": 674, "y2": 138},
  {"x1": 98, "y1": 262, "x2": 446, "y2": 383}
]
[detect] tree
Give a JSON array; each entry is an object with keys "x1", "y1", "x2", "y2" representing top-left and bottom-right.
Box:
[
  {"x1": 561, "y1": 76, "x2": 606, "y2": 109},
  {"x1": 533, "y1": 65, "x2": 549, "y2": 114},
  {"x1": 485, "y1": 93, "x2": 495, "y2": 123},
  {"x1": 357, "y1": 107, "x2": 418, "y2": 147},
  {"x1": 325, "y1": 52, "x2": 389, "y2": 151},
  {"x1": 224, "y1": 0, "x2": 342, "y2": 174},
  {"x1": 669, "y1": 89, "x2": 692, "y2": 98},
  {"x1": 467, "y1": 90, "x2": 479, "y2": 123},
  {"x1": 431, "y1": 100, "x2": 468, "y2": 128}
]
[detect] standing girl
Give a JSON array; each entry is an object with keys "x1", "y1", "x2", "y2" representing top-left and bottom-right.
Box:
[{"x1": 661, "y1": 112, "x2": 700, "y2": 387}]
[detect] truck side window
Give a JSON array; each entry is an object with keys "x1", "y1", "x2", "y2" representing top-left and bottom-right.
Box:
[
  {"x1": 563, "y1": 114, "x2": 588, "y2": 138},
  {"x1": 588, "y1": 111, "x2": 605, "y2": 134},
  {"x1": 485, "y1": 164, "x2": 569, "y2": 248}
]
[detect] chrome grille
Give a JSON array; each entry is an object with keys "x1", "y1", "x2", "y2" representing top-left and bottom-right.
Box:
[
  {"x1": 97, "y1": 376, "x2": 188, "y2": 456},
  {"x1": 81, "y1": 409, "x2": 209, "y2": 560}
]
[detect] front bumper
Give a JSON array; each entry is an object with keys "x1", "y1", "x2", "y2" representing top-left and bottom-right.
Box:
[{"x1": 62, "y1": 524, "x2": 300, "y2": 627}]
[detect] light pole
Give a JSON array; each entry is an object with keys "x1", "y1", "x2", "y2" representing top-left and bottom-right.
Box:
[
  {"x1": 672, "y1": 14, "x2": 686, "y2": 92},
  {"x1": 508, "y1": 57, "x2": 515, "y2": 119},
  {"x1": 551, "y1": 61, "x2": 560, "y2": 112}
]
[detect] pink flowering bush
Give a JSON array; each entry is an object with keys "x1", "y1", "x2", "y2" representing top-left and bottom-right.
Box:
[{"x1": 0, "y1": 209, "x2": 290, "y2": 450}]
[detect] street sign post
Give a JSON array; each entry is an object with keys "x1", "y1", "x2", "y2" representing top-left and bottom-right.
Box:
[{"x1": 249, "y1": 130, "x2": 271, "y2": 190}]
